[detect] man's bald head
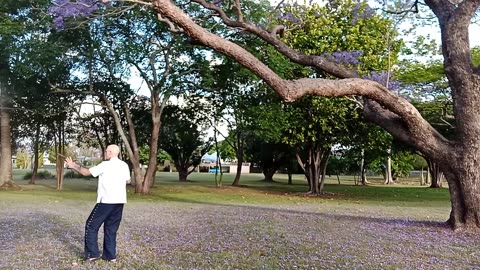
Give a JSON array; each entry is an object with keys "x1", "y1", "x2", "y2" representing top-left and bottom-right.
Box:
[{"x1": 106, "y1": 144, "x2": 120, "y2": 160}]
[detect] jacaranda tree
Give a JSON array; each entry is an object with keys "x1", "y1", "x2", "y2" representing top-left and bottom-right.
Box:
[{"x1": 49, "y1": 0, "x2": 480, "y2": 231}]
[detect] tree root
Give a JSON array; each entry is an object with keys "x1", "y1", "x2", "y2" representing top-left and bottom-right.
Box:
[{"x1": 0, "y1": 182, "x2": 22, "y2": 190}]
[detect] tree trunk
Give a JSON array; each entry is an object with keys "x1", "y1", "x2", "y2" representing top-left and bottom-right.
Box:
[
  {"x1": 296, "y1": 147, "x2": 329, "y2": 195},
  {"x1": 286, "y1": 157, "x2": 296, "y2": 185},
  {"x1": 0, "y1": 106, "x2": 13, "y2": 187},
  {"x1": 420, "y1": 166, "x2": 425, "y2": 186},
  {"x1": 213, "y1": 129, "x2": 223, "y2": 187},
  {"x1": 384, "y1": 151, "x2": 394, "y2": 185},
  {"x1": 427, "y1": 159, "x2": 443, "y2": 188},
  {"x1": 296, "y1": 149, "x2": 313, "y2": 193},
  {"x1": 214, "y1": 164, "x2": 223, "y2": 187},
  {"x1": 231, "y1": 138, "x2": 244, "y2": 186},
  {"x1": 359, "y1": 149, "x2": 368, "y2": 185},
  {"x1": 30, "y1": 123, "x2": 41, "y2": 184},
  {"x1": 55, "y1": 121, "x2": 65, "y2": 191},
  {"x1": 141, "y1": 99, "x2": 161, "y2": 192},
  {"x1": 123, "y1": 105, "x2": 145, "y2": 194},
  {"x1": 262, "y1": 167, "x2": 276, "y2": 182},
  {"x1": 361, "y1": 170, "x2": 368, "y2": 185},
  {"x1": 214, "y1": 152, "x2": 223, "y2": 187},
  {"x1": 102, "y1": 97, "x2": 151, "y2": 195},
  {"x1": 318, "y1": 150, "x2": 330, "y2": 192},
  {"x1": 426, "y1": 167, "x2": 431, "y2": 184},
  {"x1": 127, "y1": 127, "x2": 148, "y2": 193},
  {"x1": 311, "y1": 148, "x2": 322, "y2": 194},
  {"x1": 176, "y1": 161, "x2": 189, "y2": 182},
  {"x1": 443, "y1": 166, "x2": 480, "y2": 231},
  {"x1": 132, "y1": 165, "x2": 143, "y2": 190},
  {"x1": 56, "y1": 154, "x2": 65, "y2": 190}
]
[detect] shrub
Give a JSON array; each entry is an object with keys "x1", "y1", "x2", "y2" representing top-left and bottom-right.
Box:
[
  {"x1": 63, "y1": 170, "x2": 92, "y2": 179},
  {"x1": 23, "y1": 170, "x2": 54, "y2": 180}
]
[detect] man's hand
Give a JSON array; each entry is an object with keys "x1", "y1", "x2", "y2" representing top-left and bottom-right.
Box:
[{"x1": 65, "y1": 157, "x2": 77, "y2": 169}]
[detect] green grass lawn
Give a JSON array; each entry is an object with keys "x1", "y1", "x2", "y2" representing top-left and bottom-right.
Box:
[
  {"x1": 1, "y1": 170, "x2": 462, "y2": 270},
  {"x1": 9, "y1": 170, "x2": 450, "y2": 207}
]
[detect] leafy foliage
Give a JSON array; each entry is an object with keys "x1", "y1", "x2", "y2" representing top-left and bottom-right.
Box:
[
  {"x1": 275, "y1": 0, "x2": 402, "y2": 73},
  {"x1": 160, "y1": 105, "x2": 211, "y2": 180}
]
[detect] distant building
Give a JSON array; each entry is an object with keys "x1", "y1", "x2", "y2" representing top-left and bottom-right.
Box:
[{"x1": 43, "y1": 152, "x2": 52, "y2": 165}]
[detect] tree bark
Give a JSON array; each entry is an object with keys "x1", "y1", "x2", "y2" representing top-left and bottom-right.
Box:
[
  {"x1": 420, "y1": 166, "x2": 425, "y2": 186},
  {"x1": 384, "y1": 150, "x2": 394, "y2": 185},
  {"x1": 141, "y1": 93, "x2": 162, "y2": 193},
  {"x1": 262, "y1": 167, "x2": 276, "y2": 182},
  {"x1": 427, "y1": 159, "x2": 443, "y2": 188},
  {"x1": 213, "y1": 128, "x2": 223, "y2": 187},
  {"x1": 318, "y1": 150, "x2": 330, "y2": 192},
  {"x1": 360, "y1": 149, "x2": 369, "y2": 185},
  {"x1": 56, "y1": 153, "x2": 65, "y2": 190},
  {"x1": 359, "y1": 149, "x2": 366, "y2": 185},
  {"x1": 30, "y1": 122, "x2": 41, "y2": 184},
  {"x1": 124, "y1": 105, "x2": 144, "y2": 192},
  {"x1": 177, "y1": 163, "x2": 189, "y2": 182},
  {"x1": 426, "y1": 167, "x2": 431, "y2": 184},
  {"x1": 231, "y1": 137, "x2": 244, "y2": 186},
  {"x1": 0, "y1": 106, "x2": 13, "y2": 187},
  {"x1": 296, "y1": 147, "x2": 329, "y2": 195},
  {"x1": 100, "y1": 95, "x2": 156, "y2": 194},
  {"x1": 443, "y1": 167, "x2": 480, "y2": 231}
]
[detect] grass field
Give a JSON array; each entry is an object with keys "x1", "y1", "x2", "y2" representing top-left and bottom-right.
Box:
[{"x1": 1, "y1": 170, "x2": 477, "y2": 270}]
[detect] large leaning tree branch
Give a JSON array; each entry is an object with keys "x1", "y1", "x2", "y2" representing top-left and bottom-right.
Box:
[
  {"x1": 98, "y1": 0, "x2": 453, "y2": 158},
  {"x1": 190, "y1": 0, "x2": 358, "y2": 79},
  {"x1": 143, "y1": 0, "x2": 453, "y2": 157}
]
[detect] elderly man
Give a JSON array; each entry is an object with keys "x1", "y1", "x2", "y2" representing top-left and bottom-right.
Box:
[{"x1": 65, "y1": 144, "x2": 130, "y2": 263}]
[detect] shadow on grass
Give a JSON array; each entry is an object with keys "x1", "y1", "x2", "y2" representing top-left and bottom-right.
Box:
[
  {"x1": 150, "y1": 194, "x2": 450, "y2": 231},
  {"x1": 239, "y1": 181, "x2": 450, "y2": 203}
]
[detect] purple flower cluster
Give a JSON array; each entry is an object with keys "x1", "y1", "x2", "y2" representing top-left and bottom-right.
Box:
[
  {"x1": 365, "y1": 70, "x2": 402, "y2": 91},
  {"x1": 352, "y1": 2, "x2": 375, "y2": 25},
  {"x1": 323, "y1": 50, "x2": 364, "y2": 66},
  {"x1": 276, "y1": 12, "x2": 301, "y2": 24},
  {"x1": 276, "y1": 2, "x2": 306, "y2": 24},
  {"x1": 48, "y1": 0, "x2": 103, "y2": 29},
  {"x1": 213, "y1": 0, "x2": 222, "y2": 7}
]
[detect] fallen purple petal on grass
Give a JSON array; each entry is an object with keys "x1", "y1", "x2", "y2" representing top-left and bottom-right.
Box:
[{"x1": 1, "y1": 197, "x2": 480, "y2": 269}]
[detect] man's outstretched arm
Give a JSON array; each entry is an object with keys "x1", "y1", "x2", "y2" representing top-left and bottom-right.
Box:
[{"x1": 65, "y1": 157, "x2": 92, "y2": 176}]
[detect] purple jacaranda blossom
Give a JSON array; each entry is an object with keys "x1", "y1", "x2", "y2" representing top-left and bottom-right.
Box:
[
  {"x1": 213, "y1": 0, "x2": 222, "y2": 8},
  {"x1": 48, "y1": 0, "x2": 103, "y2": 29},
  {"x1": 352, "y1": 1, "x2": 376, "y2": 25},
  {"x1": 364, "y1": 70, "x2": 402, "y2": 91},
  {"x1": 276, "y1": 12, "x2": 301, "y2": 24},
  {"x1": 323, "y1": 50, "x2": 364, "y2": 66}
]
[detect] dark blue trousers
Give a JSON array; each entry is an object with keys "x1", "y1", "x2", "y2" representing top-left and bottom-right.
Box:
[{"x1": 84, "y1": 203, "x2": 124, "y2": 260}]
